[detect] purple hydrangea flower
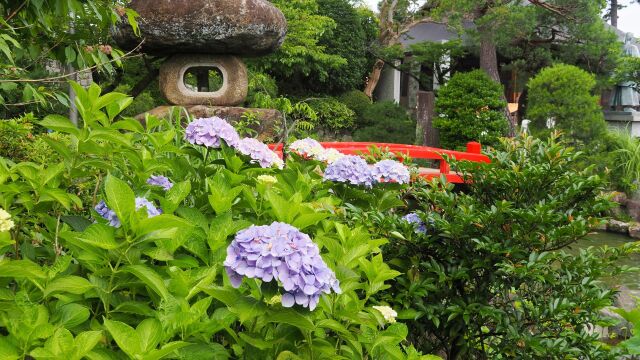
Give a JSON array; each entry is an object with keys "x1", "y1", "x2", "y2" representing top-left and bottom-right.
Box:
[
  {"x1": 372, "y1": 160, "x2": 410, "y2": 185},
  {"x1": 95, "y1": 197, "x2": 162, "y2": 228},
  {"x1": 323, "y1": 155, "x2": 375, "y2": 187},
  {"x1": 147, "y1": 175, "x2": 173, "y2": 191},
  {"x1": 135, "y1": 197, "x2": 163, "y2": 217},
  {"x1": 224, "y1": 222, "x2": 341, "y2": 310},
  {"x1": 238, "y1": 138, "x2": 284, "y2": 169},
  {"x1": 403, "y1": 213, "x2": 427, "y2": 234},
  {"x1": 95, "y1": 200, "x2": 121, "y2": 228},
  {"x1": 184, "y1": 117, "x2": 240, "y2": 149}
]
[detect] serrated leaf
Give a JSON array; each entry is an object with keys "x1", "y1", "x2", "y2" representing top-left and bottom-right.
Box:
[
  {"x1": 104, "y1": 319, "x2": 142, "y2": 358},
  {"x1": 44, "y1": 275, "x2": 93, "y2": 297},
  {"x1": 122, "y1": 265, "x2": 170, "y2": 301},
  {"x1": 40, "y1": 115, "x2": 80, "y2": 136},
  {"x1": 76, "y1": 224, "x2": 120, "y2": 250},
  {"x1": 105, "y1": 175, "x2": 135, "y2": 227}
]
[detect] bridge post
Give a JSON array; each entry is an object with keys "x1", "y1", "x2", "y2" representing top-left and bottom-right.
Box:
[{"x1": 466, "y1": 142, "x2": 482, "y2": 154}]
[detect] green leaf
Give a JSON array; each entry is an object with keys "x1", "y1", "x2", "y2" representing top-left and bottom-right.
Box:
[
  {"x1": 104, "y1": 319, "x2": 142, "y2": 358},
  {"x1": 44, "y1": 275, "x2": 93, "y2": 297},
  {"x1": 316, "y1": 319, "x2": 354, "y2": 339},
  {"x1": 64, "y1": 46, "x2": 76, "y2": 63},
  {"x1": 0, "y1": 259, "x2": 46, "y2": 280},
  {"x1": 76, "y1": 224, "x2": 120, "y2": 250},
  {"x1": 105, "y1": 175, "x2": 135, "y2": 226},
  {"x1": 54, "y1": 303, "x2": 90, "y2": 328},
  {"x1": 292, "y1": 213, "x2": 330, "y2": 230},
  {"x1": 142, "y1": 341, "x2": 190, "y2": 360},
  {"x1": 238, "y1": 333, "x2": 273, "y2": 350},
  {"x1": 61, "y1": 216, "x2": 93, "y2": 232},
  {"x1": 276, "y1": 351, "x2": 302, "y2": 360},
  {"x1": 122, "y1": 265, "x2": 170, "y2": 301},
  {"x1": 203, "y1": 287, "x2": 266, "y2": 323},
  {"x1": 71, "y1": 331, "x2": 103, "y2": 360},
  {"x1": 137, "y1": 318, "x2": 163, "y2": 353},
  {"x1": 0, "y1": 337, "x2": 19, "y2": 360},
  {"x1": 0, "y1": 232, "x2": 14, "y2": 249},
  {"x1": 266, "y1": 191, "x2": 298, "y2": 223},
  {"x1": 40, "y1": 115, "x2": 80, "y2": 136},
  {"x1": 164, "y1": 180, "x2": 191, "y2": 212},
  {"x1": 265, "y1": 308, "x2": 315, "y2": 332}
]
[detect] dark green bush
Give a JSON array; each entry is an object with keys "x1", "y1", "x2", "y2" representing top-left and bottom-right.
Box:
[
  {"x1": 305, "y1": 97, "x2": 356, "y2": 132},
  {"x1": 367, "y1": 135, "x2": 633, "y2": 359},
  {"x1": 339, "y1": 90, "x2": 372, "y2": 128},
  {"x1": 527, "y1": 64, "x2": 607, "y2": 143},
  {"x1": 433, "y1": 70, "x2": 508, "y2": 150},
  {"x1": 353, "y1": 101, "x2": 415, "y2": 144}
]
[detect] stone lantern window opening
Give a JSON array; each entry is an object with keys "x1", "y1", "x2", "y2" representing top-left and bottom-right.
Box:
[{"x1": 183, "y1": 66, "x2": 225, "y2": 93}]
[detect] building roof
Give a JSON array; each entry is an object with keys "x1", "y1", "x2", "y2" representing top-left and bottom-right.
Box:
[
  {"x1": 400, "y1": 19, "x2": 637, "y2": 47},
  {"x1": 399, "y1": 20, "x2": 473, "y2": 46}
]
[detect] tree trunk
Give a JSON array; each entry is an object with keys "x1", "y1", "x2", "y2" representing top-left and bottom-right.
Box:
[
  {"x1": 479, "y1": 36, "x2": 501, "y2": 83},
  {"x1": 416, "y1": 91, "x2": 438, "y2": 146},
  {"x1": 478, "y1": 31, "x2": 516, "y2": 136},
  {"x1": 611, "y1": 0, "x2": 618, "y2": 28},
  {"x1": 364, "y1": 59, "x2": 385, "y2": 99}
]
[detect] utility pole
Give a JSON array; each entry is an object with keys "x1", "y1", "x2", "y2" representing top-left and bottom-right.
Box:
[{"x1": 68, "y1": 11, "x2": 78, "y2": 126}]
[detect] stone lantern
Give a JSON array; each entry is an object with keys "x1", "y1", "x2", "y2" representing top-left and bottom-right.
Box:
[{"x1": 112, "y1": 0, "x2": 287, "y2": 130}]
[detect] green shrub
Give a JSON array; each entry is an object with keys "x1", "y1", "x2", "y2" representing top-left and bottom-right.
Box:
[
  {"x1": 363, "y1": 134, "x2": 633, "y2": 358},
  {"x1": 604, "y1": 129, "x2": 640, "y2": 194},
  {"x1": 433, "y1": 70, "x2": 509, "y2": 150},
  {"x1": 339, "y1": 90, "x2": 372, "y2": 127},
  {"x1": 527, "y1": 64, "x2": 607, "y2": 143},
  {"x1": 353, "y1": 101, "x2": 416, "y2": 144},
  {"x1": 0, "y1": 114, "x2": 61, "y2": 163},
  {"x1": 246, "y1": 72, "x2": 279, "y2": 108},
  {"x1": 305, "y1": 97, "x2": 355, "y2": 132}
]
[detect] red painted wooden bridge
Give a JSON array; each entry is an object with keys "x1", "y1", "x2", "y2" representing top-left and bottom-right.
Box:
[{"x1": 269, "y1": 141, "x2": 490, "y2": 183}]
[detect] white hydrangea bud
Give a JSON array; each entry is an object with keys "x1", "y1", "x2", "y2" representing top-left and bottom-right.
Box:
[{"x1": 373, "y1": 305, "x2": 398, "y2": 324}]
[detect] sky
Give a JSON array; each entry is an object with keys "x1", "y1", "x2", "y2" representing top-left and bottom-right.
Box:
[{"x1": 361, "y1": 0, "x2": 640, "y2": 37}]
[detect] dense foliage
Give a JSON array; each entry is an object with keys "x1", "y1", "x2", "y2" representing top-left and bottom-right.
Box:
[
  {"x1": 0, "y1": 84, "x2": 439, "y2": 359},
  {"x1": 433, "y1": 70, "x2": 508, "y2": 150},
  {"x1": 353, "y1": 101, "x2": 416, "y2": 144},
  {"x1": 527, "y1": 64, "x2": 607, "y2": 143},
  {"x1": 0, "y1": 1, "x2": 138, "y2": 118},
  {"x1": 368, "y1": 135, "x2": 635, "y2": 358}
]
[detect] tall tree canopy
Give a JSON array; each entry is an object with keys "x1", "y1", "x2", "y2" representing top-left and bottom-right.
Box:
[{"x1": 366, "y1": 0, "x2": 623, "y2": 95}]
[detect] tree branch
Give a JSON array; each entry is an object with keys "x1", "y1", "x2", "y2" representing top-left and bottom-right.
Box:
[
  {"x1": 0, "y1": 40, "x2": 145, "y2": 83},
  {"x1": 3, "y1": 1, "x2": 27, "y2": 24}
]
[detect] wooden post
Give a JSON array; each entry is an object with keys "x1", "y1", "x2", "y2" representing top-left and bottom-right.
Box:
[
  {"x1": 466, "y1": 142, "x2": 482, "y2": 154},
  {"x1": 416, "y1": 91, "x2": 438, "y2": 147}
]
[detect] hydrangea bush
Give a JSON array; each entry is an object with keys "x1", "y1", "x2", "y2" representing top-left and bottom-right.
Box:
[{"x1": 0, "y1": 84, "x2": 433, "y2": 359}]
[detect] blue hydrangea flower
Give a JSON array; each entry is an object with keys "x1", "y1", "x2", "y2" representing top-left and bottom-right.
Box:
[
  {"x1": 147, "y1": 175, "x2": 173, "y2": 191},
  {"x1": 238, "y1": 138, "x2": 284, "y2": 169},
  {"x1": 95, "y1": 197, "x2": 162, "y2": 228},
  {"x1": 184, "y1": 117, "x2": 240, "y2": 149},
  {"x1": 372, "y1": 160, "x2": 410, "y2": 185},
  {"x1": 403, "y1": 212, "x2": 427, "y2": 234},
  {"x1": 135, "y1": 197, "x2": 163, "y2": 217},
  {"x1": 224, "y1": 222, "x2": 341, "y2": 310},
  {"x1": 95, "y1": 200, "x2": 121, "y2": 228},
  {"x1": 323, "y1": 155, "x2": 375, "y2": 187}
]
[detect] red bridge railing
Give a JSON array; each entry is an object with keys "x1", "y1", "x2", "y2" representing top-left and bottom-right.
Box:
[{"x1": 269, "y1": 141, "x2": 490, "y2": 184}]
